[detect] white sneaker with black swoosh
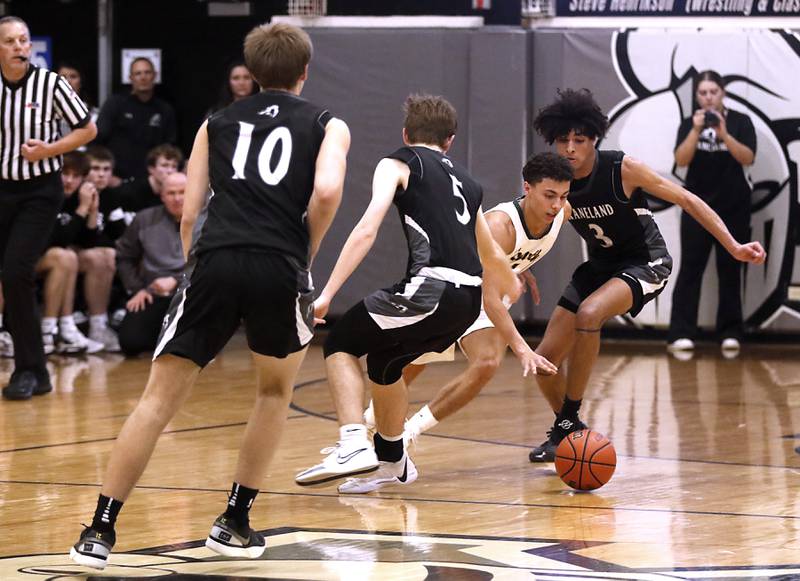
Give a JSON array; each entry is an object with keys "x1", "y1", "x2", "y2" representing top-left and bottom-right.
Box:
[
  {"x1": 295, "y1": 438, "x2": 379, "y2": 486},
  {"x1": 338, "y1": 454, "x2": 418, "y2": 494}
]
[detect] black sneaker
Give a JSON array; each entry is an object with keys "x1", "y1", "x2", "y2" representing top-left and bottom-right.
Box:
[
  {"x1": 205, "y1": 513, "x2": 266, "y2": 558},
  {"x1": 69, "y1": 526, "x2": 116, "y2": 570},
  {"x1": 528, "y1": 417, "x2": 587, "y2": 463},
  {"x1": 528, "y1": 429, "x2": 557, "y2": 463}
]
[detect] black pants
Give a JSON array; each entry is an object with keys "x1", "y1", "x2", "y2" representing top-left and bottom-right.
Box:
[
  {"x1": 118, "y1": 295, "x2": 173, "y2": 357},
  {"x1": 0, "y1": 174, "x2": 63, "y2": 375},
  {"x1": 668, "y1": 208, "x2": 750, "y2": 342}
]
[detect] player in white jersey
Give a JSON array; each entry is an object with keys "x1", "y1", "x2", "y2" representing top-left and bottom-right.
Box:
[{"x1": 366, "y1": 152, "x2": 574, "y2": 444}]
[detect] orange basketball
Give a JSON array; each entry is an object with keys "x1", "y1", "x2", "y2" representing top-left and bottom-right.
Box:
[{"x1": 554, "y1": 429, "x2": 616, "y2": 491}]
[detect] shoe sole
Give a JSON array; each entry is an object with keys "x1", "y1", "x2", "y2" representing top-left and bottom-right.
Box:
[
  {"x1": 205, "y1": 536, "x2": 266, "y2": 558},
  {"x1": 338, "y1": 471, "x2": 418, "y2": 494},
  {"x1": 295, "y1": 464, "x2": 378, "y2": 486},
  {"x1": 69, "y1": 547, "x2": 107, "y2": 570}
]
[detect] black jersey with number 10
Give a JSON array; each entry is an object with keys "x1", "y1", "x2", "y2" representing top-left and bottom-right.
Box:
[{"x1": 195, "y1": 91, "x2": 331, "y2": 267}]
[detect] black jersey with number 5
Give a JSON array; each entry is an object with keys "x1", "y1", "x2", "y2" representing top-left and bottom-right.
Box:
[
  {"x1": 195, "y1": 90, "x2": 331, "y2": 267},
  {"x1": 568, "y1": 150, "x2": 669, "y2": 266},
  {"x1": 387, "y1": 146, "x2": 483, "y2": 280}
]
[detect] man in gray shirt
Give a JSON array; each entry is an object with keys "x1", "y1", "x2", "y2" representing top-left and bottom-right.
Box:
[{"x1": 115, "y1": 172, "x2": 185, "y2": 355}]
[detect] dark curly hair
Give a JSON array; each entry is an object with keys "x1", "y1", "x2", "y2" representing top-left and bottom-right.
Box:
[
  {"x1": 522, "y1": 152, "x2": 573, "y2": 185},
  {"x1": 533, "y1": 88, "x2": 609, "y2": 144}
]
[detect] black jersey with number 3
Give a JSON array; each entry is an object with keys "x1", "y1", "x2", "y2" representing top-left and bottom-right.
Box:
[
  {"x1": 387, "y1": 146, "x2": 483, "y2": 280},
  {"x1": 568, "y1": 150, "x2": 669, "y2": 266},
  {"x1": 195, "y1": 90, "x2": 331, "y2": 267}
]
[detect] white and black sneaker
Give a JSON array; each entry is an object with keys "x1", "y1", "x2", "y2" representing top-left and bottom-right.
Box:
[
  {"x1": 295, "y1": 439, "x2": 379, "y2": 486},
  {"x1": 58, "y1": 325, "x2": 103, "y2": 355},
  {"x1": 42, "y1": 331, "x2": 56, "y2": 355},
  {"x1": 205, "y1": 513, "x2": 266, "y2": 559},
  {"x1": 0, "y1": 329, "x2": 13, "y2": 358},
  {"x1": 338, "y1": 454, "x2": 418, "y2": 494},
  {"x1": 69, "y1": 526, "x2": 115, "y2": 570}
]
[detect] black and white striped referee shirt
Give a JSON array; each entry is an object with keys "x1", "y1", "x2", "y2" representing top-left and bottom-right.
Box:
[{"x1": 0, "y1": 64, "x2": 90, "y2": 181}]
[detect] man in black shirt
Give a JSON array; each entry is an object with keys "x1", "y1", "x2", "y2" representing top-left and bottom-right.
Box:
[
  {"x1": 70, "y1": 23, "x2": 350, "y2": 570},
  {"x1": 118, "y1": 144, "x2": 183, "y2": 213},
  {"x1": 95, "y1": 57, "x2": 177, "y2": 182},
  {"x1": 527, "y1": 89, "x2": 766, "y2": 463}
]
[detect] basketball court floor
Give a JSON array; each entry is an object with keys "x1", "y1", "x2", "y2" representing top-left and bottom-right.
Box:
[{"x1": 0, "y1": 333, "x2": 798, "y2": 580}]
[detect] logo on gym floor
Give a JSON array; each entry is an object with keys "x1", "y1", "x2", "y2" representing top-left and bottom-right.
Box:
[{"x1": 3, "y1": 526, "x2": 800, "y2": 579}]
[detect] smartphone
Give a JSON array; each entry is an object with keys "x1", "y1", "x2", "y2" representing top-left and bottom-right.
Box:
[{"x1": 704, "y1": 111, "x2": 719, "y2": 127}]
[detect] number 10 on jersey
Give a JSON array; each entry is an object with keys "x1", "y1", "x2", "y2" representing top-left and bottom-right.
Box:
[{"x1": 231, "y1": 122, "x2": 293, "y2": 185}]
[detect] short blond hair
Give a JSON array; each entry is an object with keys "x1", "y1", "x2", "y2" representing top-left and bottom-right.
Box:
[
  {"x1": 243, "y1": 23, "x2": 312, "y2": 90},
  {"x1": 403, "y1": 94, "x2": 458, "y2": 148}
]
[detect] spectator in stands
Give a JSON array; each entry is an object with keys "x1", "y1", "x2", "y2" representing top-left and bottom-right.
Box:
[
  {"x1": 56, "y1": 63, "x2": 99, "y2": 134},
  {"x1": 115, "y1": 172, "x2": 186, "y2": 356},
  {"x1": 36, "y1": 151, "x2": 103, "y2": 355},
  {"x1": 95, "y1": 57, "x2": 177, "y2": 182},
  {"x1": 119, "y1": 144, "x2": 183, "y2": 213},
  {"x1": 206, "y1": 60, "x2": 258, "y2": 117},
  {"x1": 668, "y1": 70, "x2": 757, "y2": 357},
  {"x1": 80, "y1": 146, "x2": 126, "y2": 352}
]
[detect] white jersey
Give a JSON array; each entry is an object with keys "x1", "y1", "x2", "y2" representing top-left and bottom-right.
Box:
[
  {"x1": 487, "y1": 197, "x2": 565, "y2": 274},
  {"x1": 411, "y1": 197, "x2": 566, "y2": 365}
]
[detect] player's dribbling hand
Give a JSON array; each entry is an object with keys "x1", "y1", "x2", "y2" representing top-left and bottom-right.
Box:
[
  {"x1": 733, "y1": 241, "x2": 766, "y2": 265},
  {"x1": 313, "y1": 295, "x2": 331, "y2": 325}
]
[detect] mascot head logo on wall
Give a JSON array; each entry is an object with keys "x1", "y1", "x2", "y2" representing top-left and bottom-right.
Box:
[{"x1": 603, "y1": 28, "x2": 800, "y2": 330}]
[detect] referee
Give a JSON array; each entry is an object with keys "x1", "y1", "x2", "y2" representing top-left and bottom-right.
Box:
[{"x1": 0, "y1": 16, "x2": 97, "y2": 400}]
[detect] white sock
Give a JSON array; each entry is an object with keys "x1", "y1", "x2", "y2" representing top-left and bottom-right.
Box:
[
  {"x1": 339, "y1": 423, "x2": 368, "y2": 442},
  {"x1": 377, "y1": 431, "x2": 403, "y2": 442},
  {"x1": 407, "y1": 405, "x2": 438, "y2": 435},
  {"x1": 59, "y1": 314, "x2": 77, "y2": 331},
  {"x1": 41, "y1": 317, "x2": 57, "y2": 334},
  {"x1": 89, "y1": 313, "x2": 108, "y2": 333}
]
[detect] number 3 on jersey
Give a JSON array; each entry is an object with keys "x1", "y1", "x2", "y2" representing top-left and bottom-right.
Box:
[
  {"x1": 450, "y1": 174, "x2": 471, "y2": 225},
  {"x1": 588, "y1": 223, "x2": 614, "y2": 248},
  {"x1": 231, "y1": 122, "x2": 292, "y2": 185}
]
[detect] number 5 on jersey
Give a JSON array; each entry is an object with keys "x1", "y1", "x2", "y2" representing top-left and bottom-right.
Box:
[{"x1": 231, "y1": 122, "x2": 292, "y2": 185}]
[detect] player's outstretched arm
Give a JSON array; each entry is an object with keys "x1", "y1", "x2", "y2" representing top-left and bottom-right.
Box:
[
  {"x1": 308, "y1": 118, "x2": 351, "y2": 262},
  {"x1": 622, "y1": 156, "x2": 766, "y2": 265},
  {"x1": 181, "y1": 120, "x2": 210, "y2": 260},
  {"x1": 479, "y1": 211, "x2": 556, "y2": 377},
  {"x1": 313, "y1": 157, "x2": 406, "y2": 323}
]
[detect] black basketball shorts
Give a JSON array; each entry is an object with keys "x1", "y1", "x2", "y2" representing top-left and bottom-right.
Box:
[
  {"x1": 153, "y1": 249, "x2": 314, "y2": 367},
  {"x1": 324, "y1": 277, "x2": 482, "y2": 385},
  {"x1": 558, "y1": 256, "x2": 672, "y2": 317}
]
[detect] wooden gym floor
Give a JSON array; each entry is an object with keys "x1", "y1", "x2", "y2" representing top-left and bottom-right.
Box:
[{"x1": 0, "y1": 333, "x2": 798, "y2": 580}]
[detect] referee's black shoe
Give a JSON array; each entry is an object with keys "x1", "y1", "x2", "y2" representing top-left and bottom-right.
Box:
[{"x1": 1, "y1": 369, "x2": 52, "y2": 400}]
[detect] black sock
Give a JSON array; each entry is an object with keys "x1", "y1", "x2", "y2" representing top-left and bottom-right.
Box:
[
  {"x1": 91, "y1": 494, "x2": 123, "y2": 534},
  {"x1": 559, "y1": 396, "x2": 582, "y2": 420},
  {"x1": 374, "y1": 433, "x2": 404, "y2": 462},
  {"x1": 223, "y1": 482, "x2": 259, "y2": 527}
]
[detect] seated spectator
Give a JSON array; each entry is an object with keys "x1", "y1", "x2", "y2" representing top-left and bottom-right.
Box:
[
  {"x1": 116, "y1": 172, "x2": 186, "y2": 356},
  {"x1": 206, "y1": 60, "x2": 258, "y2": 118},
  {"x1": 95, "y1": 57, "x2": 177, "y2": 182},
  {"x1": 36, "y1": 151, "x2": 103, "y2": 355},
  {"x1": 80, "y1": 146, "x2": 128, "y2": 352},
  {"x1": 119, "y1": 144, "x2": 183, "y2": 213}
]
